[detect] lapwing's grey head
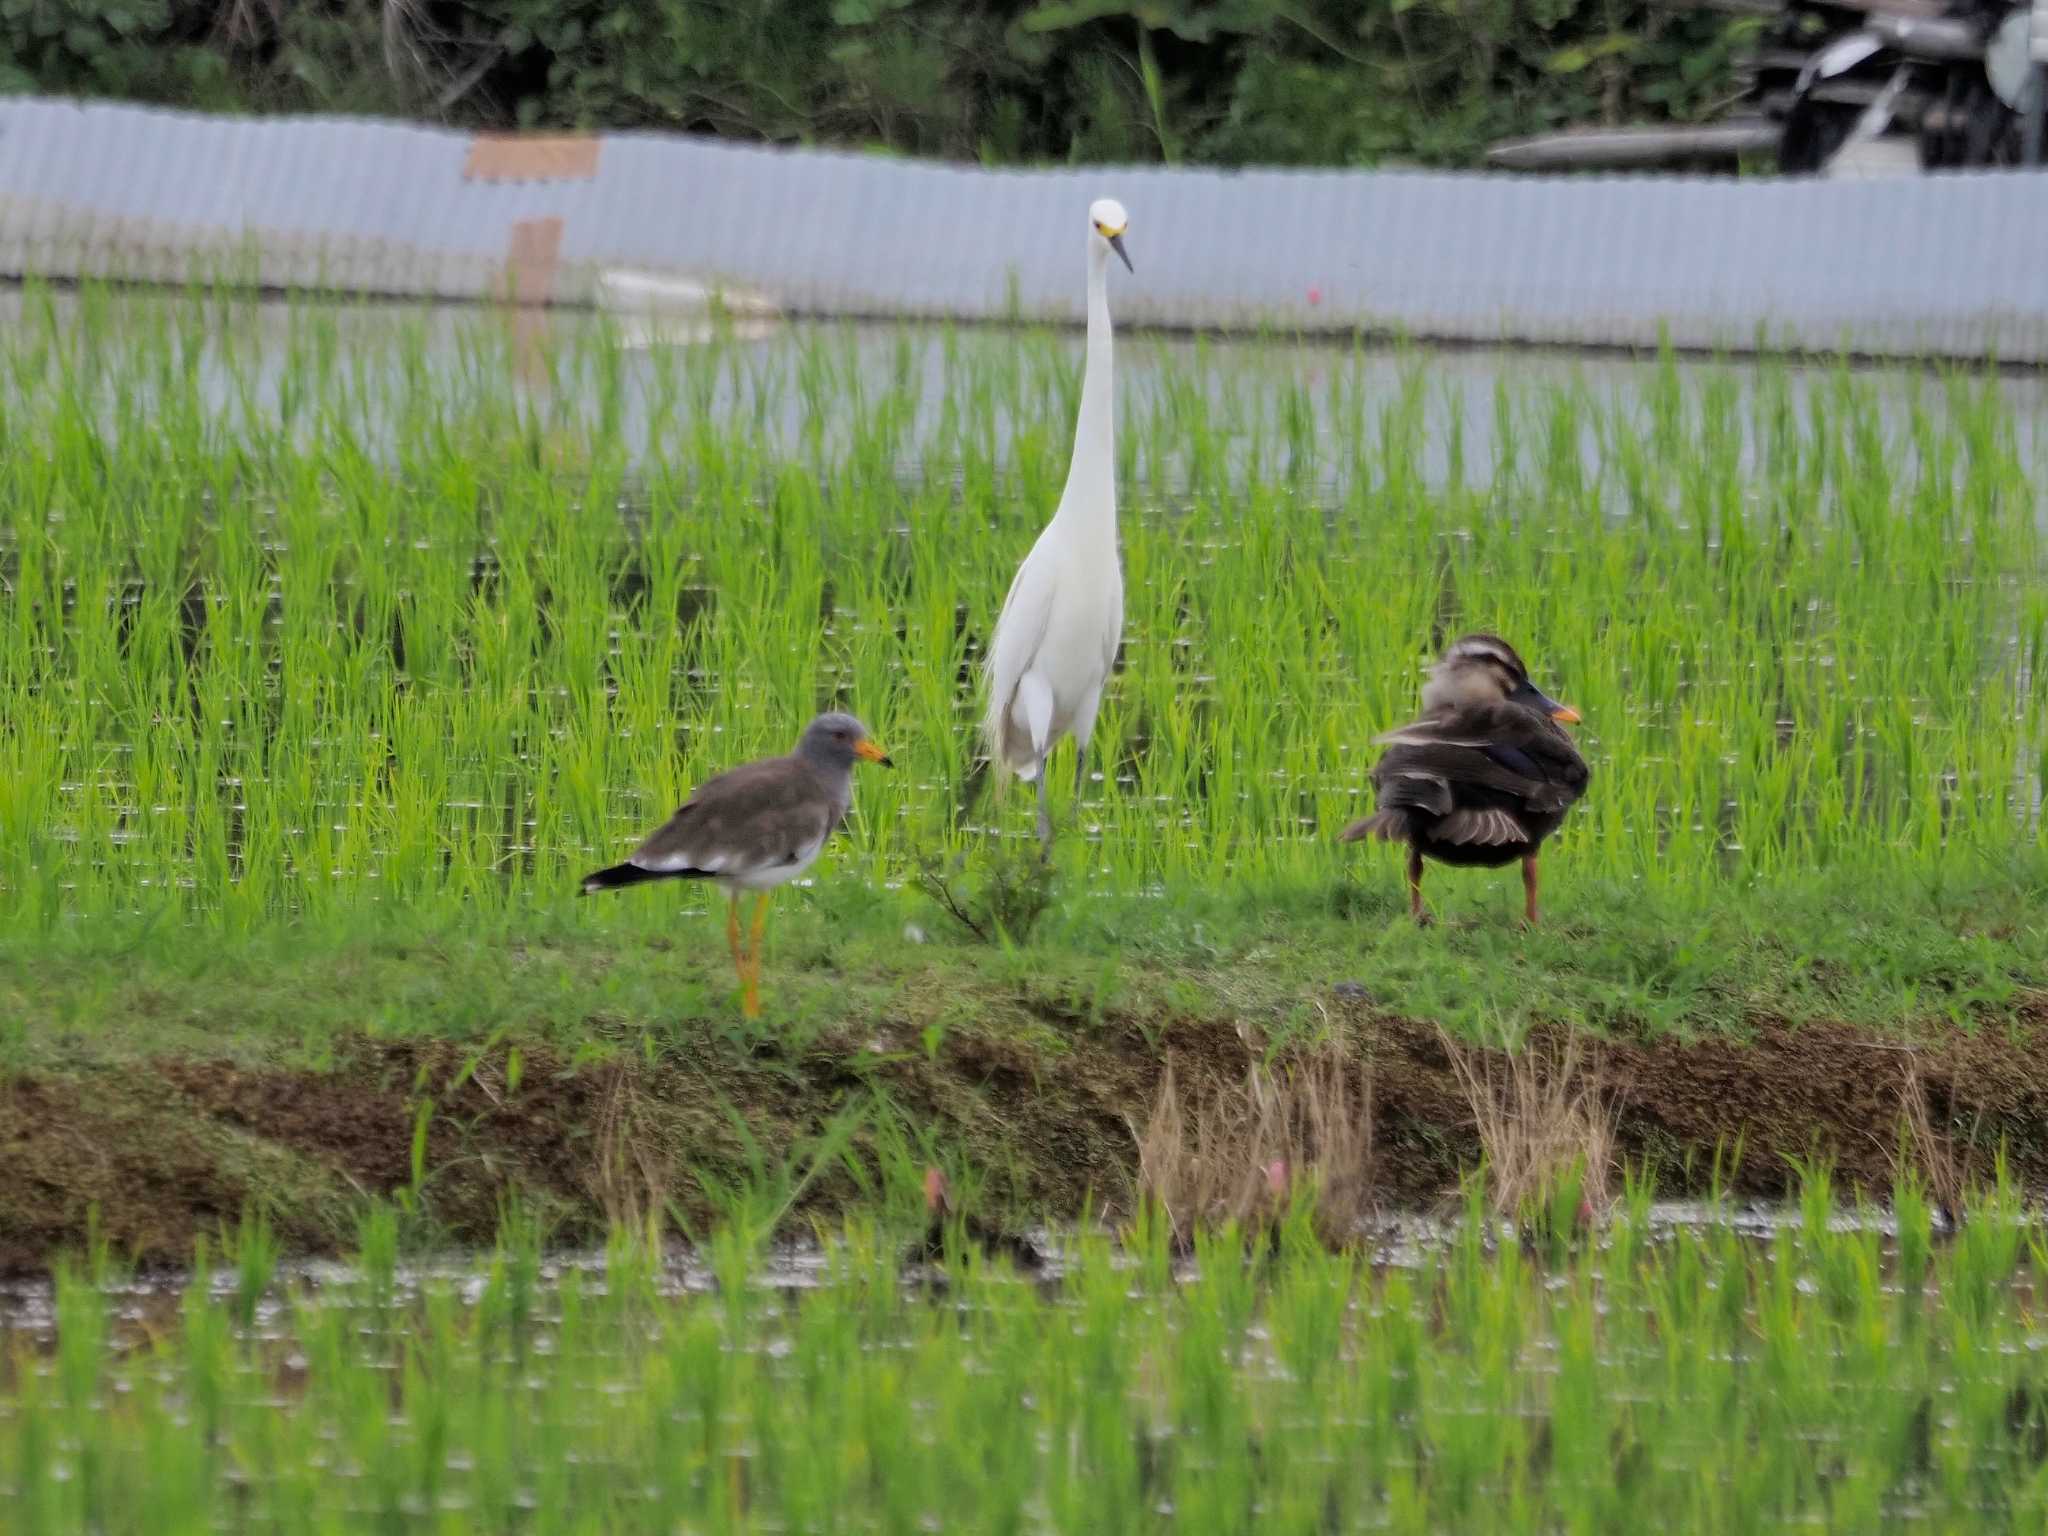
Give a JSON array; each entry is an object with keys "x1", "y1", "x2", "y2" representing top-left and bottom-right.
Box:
[
  {"x1": 1089, "y1": 198, "x2": 1133, "y2": 274},
  {"x1": 1421, "y1": 633, "x2": 1580, "y2": 724},
  {"x1": 798, "y1": 711, "x2": 892, "y2": 770}
]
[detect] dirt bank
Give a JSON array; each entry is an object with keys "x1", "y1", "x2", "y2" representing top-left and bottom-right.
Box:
[{"x1": 5, "y1": 1001, "x2": 2047, "y2": 1272}]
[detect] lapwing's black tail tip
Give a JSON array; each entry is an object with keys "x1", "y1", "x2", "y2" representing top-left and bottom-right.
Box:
[{"x1": 580, "y1": 862, "x2": 666, "y2": 895}]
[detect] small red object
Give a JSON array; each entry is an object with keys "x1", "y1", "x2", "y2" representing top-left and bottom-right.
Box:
[{"x1": 1307, "y1": 285, "x2": 1323, "y2": 306}]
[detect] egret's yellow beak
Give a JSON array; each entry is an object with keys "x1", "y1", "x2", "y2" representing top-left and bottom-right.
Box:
[{"x1": 854, "y1": 738, "x2": 893, "y2": 766}]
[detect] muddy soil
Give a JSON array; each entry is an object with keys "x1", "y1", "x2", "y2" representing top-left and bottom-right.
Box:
[{"x1": 4, "y1": 1001, "x2": 2046, "y2": 1272}]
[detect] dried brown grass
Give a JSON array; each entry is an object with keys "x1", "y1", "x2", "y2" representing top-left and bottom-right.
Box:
[
  {"x1": 1131, "y1": 1044, "x2": 1375, "y2": 1247},
  {"x1": 1442, "y1": 1029, "x2": 1618, "y2": 1217},
  {"x1": 1895, "y1": 1054, "x2": 1983, "y2": 1219},
  {"x1": 585, "y1": 1066, "x2": 670, "y2": 1234}
]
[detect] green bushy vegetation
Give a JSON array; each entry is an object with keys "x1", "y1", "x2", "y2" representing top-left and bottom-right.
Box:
[{"x1": 0, "y1": 0, "x2": 1750, "y2": 167}]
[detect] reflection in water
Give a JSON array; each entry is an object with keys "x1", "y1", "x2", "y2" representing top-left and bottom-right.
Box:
[{"x1": 4, "y1": 286, "x2": 2041, "y2": 495}]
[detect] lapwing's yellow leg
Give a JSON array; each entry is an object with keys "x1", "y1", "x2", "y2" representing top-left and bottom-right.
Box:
[
  {"x1": 740, "y1": 893, "x2": 772, "y2": 1018},
  {"x1": 725, "y1": 893, "x2": 749, "y2": 1008}
]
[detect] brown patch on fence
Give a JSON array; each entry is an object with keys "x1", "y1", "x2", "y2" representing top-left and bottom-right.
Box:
[{"x1": 464, "y1": 135, "x2": 601, "y2": 182}]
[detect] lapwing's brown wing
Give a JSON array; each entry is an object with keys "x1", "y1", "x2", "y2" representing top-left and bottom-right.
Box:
[
  {"x1": 583, "y1": 753, "x2": 842, "y2": 893},
  {"x1": 625, "y1": 754, "x2": 843, "y2": 881}
]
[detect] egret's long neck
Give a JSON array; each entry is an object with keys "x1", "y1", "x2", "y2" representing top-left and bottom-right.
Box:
[{"x1": 1052, "y1": 243, "x2": 1115, "y2": 542}]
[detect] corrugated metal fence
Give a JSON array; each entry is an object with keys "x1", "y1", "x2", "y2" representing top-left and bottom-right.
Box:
[{"x1": 3, "y1": 96, "x2": 2046, "y2": 360}]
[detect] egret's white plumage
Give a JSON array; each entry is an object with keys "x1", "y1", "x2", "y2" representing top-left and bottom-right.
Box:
[{"x1": 983, "y1": 197, "x2": 1131, "y2": 848}]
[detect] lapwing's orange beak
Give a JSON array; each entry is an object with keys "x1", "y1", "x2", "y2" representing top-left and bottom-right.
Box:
[{"x1": 855, "y1": 738, "x2": 893, "y2": 766}]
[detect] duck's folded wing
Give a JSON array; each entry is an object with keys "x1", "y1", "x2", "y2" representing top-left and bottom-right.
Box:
[
  {"x1": 1372, "y1": 719, "x2": 1548, "y2": 801},
  {"x1": 1475, "y1": 708, "x2": 1591, "y2": 808},
  {"x1": 1357, "y1": 751, "x2": 1534, "y2": 845},
  {"x1": 1434, "y1": 806, "x2": 1529, "y2": 845},
  {"x1": 1369, "y1": 754, "x2": 1457, "y2": 817},
  {"x1": 1374, "y1": 707, "x2": 1586, "y2": 811}
]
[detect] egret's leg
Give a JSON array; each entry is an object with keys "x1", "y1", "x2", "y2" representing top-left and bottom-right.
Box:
[
  {"x1": 1035, "y1": 768, "x2": 1054, "y2": 855},
  {"x1": 1071, "y1": 686, "x2": 1104, "y2": 811},
  {"x1": 1522, "y1": 855, "x2": 1540, "y2": 929},
  {"x1": 1407, "y1": 847, "x2": 1429, "y2": 926}
]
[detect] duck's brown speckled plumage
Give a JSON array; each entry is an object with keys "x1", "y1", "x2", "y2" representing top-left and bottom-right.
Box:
[{"x1": 1341, "y1": 634, "x2": 1588, "y2": 925}]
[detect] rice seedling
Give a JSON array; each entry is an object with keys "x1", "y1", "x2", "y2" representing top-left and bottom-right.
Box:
[{"x1": 0, "y1": 282, "x2": 2038, "y2": 963}]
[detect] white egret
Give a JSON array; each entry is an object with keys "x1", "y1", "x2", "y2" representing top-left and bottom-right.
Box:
[{"x1": 982, "y1": 196, "x2": 1133, "y2": 851}]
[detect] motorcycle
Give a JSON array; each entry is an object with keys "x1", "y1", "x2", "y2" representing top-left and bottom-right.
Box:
[{"x1": 1486, "y1": 0, "x2": 2048, "y2": 175}]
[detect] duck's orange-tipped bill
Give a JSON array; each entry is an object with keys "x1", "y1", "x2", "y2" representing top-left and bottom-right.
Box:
[
  {"x1": 1550, "y1": 704, "x2": 1581, "y2": 725},
  {"x1": 854, "y1": 738, "x2": 893, "y2": 765}
]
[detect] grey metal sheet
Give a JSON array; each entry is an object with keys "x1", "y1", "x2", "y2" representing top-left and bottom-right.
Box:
[{"x1": 2, "y1": 96, "x2": 2046, "y2": 360}]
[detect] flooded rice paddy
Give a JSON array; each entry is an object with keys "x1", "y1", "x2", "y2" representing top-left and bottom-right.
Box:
[
  {"x1": 8, "y1": 1186, "x2": 2048, "y2": 1531},
  {"x1": 1, "y1": 285, "x2": 2043, "y2": 929}
]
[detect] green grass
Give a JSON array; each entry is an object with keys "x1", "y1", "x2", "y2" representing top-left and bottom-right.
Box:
[
  {"x1": 10, "y1": 1173, "x2": 2048, "y2": 1534},
  {"x1": 0, "y1": 282, "x2": 2042, "y2": 1056},
  {"x1": 4, "y1": 851, "x2": 2045, "y2": 1072}
]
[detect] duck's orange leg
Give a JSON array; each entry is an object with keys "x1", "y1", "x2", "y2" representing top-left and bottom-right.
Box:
[{"x1": 1522, "y1": 854, "x2": 1541, "y2": 929}]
